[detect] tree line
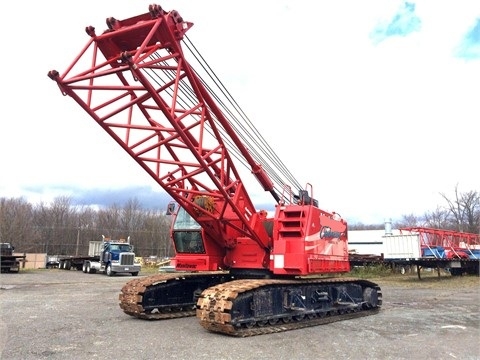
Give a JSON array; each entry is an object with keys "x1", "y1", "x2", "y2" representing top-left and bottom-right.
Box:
[
  {"x1": 349, "y1": 185, "x2": 480, "y2": 233},
  {"x1": 0, "y1": 196, "x2": 173, "y2": 257},
  {"x1": 1, "y1": 185, "x2": 478, "y2": 256}
]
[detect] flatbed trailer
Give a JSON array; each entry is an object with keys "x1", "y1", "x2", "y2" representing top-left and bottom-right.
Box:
[
  {"x1": 386, "y1": 257, "x2": 479, "y2": 278},
  {"x1": 55, "y1": 237, "x2": 141, "y2": 276},
  {"x1": 0, "y1": 254, "x2": 26, "y2": 273},
  {"x1": 349, "y1": 253, "x2": 479, "y2": 278},
  {"x1": 57, "y1": 255, "x2": 100, "y2": 271},
  {"x1": 348, "y1": 228, "x2": 480, "y2": 278},
  {"x1": 0, "y1": 243, "x2": 26, "y2": 273}
]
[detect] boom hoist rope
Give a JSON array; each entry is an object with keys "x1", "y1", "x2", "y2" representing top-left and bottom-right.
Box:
[{"x1": 143, "y1": 34, "x2": 304, "y2": 206}]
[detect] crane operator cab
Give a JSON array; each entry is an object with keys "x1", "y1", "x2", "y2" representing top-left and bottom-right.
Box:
[{"x1": 171, "y1": 206, "x2": 205, "y2": 254}]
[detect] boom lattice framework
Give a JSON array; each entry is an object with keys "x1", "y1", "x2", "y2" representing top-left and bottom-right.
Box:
[{"x1": 48, "y1": 5, "x2": 273, "y2": 249}]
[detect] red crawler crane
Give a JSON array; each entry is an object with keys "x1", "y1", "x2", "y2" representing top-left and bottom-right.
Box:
[{"x1": 48, "y1": 4, "x2": 381, "y2": 336}]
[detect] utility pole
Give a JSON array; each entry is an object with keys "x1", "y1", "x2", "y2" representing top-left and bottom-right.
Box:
[{"x1": 75, "y1": 227, "x2": 80, "y2": 256}]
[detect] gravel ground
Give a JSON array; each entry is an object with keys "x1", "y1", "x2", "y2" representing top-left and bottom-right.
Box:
[{"x1": 0, "y1": 269, "x2": 479, "y2": 360}]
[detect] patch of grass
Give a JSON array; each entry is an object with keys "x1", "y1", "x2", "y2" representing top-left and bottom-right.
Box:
[
  {"x1": 140, "y1": 264, "x2": 160, "y2": 274},
  {"x1": 375, "y1": 272, "x2": 480, "y2": 289},
  {"x1": 347, "y1": 264, "x2": 394, "y2": 278}
]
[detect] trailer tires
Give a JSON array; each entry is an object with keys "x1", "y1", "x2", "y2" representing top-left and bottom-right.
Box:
[
  {"x1": 449, "y1": 268, "x2": 463, "y2": 276},
  {"x1": 84, "y1": 262, "x2": 96, "y2": 274}
]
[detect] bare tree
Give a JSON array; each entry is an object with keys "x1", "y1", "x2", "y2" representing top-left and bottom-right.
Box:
[
  {"x1": 121, "y1": 198, "x2": 144, "y2": 233},
  {"x1": 0, "y1": 197, "x2": 36, "y2": 250},
  {"x1": 73, "y1": 205, "x2": 98, "y2": 255},
  {"x1": 423, "y1": 206, "x2": 450, "y2": 229},
  {"x1": 440, "y1": 184, "x2": 480, "y2": 233},
  {"x1": 141, "y1": 210, "x2": 173, "y2": 257},
  {"x1": 97, "y1": 204, "x2": 122, "y2": 237},
  {"x1": 460, "y1": 190, "x2": 480, "y2": 233},
  {"x1": 33, "y1": 202, "x2": 55, "y2": 253},
  {"x1": 51, "y1": 196, "x2": 76, "y2": 253},
  {"x1": 394, "y1": 213, "x2": 422, "y2": 229}
]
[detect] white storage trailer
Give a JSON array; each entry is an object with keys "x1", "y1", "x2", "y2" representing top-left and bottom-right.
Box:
[{"x1": 383, "y1": 233, "x2": 421, "y2": 260}]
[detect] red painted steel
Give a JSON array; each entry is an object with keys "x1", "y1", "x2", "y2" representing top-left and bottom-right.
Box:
[
  {"x1": 401, "y1": 227, "x2": 480, "y2": 259},
  {"x1": 48, "y1": 5, "x2": 350, "y2": 276}
]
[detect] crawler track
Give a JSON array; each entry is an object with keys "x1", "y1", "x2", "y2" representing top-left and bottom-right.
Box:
[
  {"x1": 119, "y1": 271, "x2": 231, "y2": 320},
  {"x1": 197, "y1": 277, "x2": 382, "y2": 337},
  {"x1": 119, "y1": 273, "x2": 382, "y2": 337},
  {"x1": 199, "y1": 307, "x2": 380, "y2": 337}
]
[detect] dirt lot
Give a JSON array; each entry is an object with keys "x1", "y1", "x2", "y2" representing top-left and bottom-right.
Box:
[{"x1": 0, "y1": 269, "x2": 479, "y2": 360}]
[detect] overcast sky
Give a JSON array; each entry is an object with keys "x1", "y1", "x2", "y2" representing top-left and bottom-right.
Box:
[{"x1": 1, "y1": 1, "x2": 479, "y2": 224}]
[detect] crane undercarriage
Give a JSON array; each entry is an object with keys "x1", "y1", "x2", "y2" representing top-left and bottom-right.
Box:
[{"x1": 119, "y1": 273, "x2": 382, "y2": 337}]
